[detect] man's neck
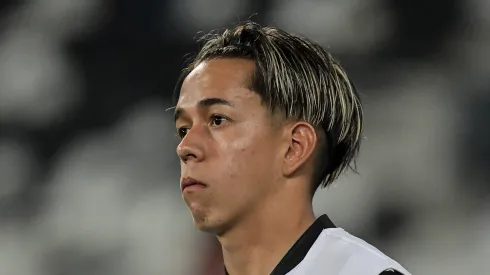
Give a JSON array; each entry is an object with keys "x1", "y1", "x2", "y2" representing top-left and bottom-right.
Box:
[{"x1": 218, "y1": 192, "x2": 315, "y2": 275}]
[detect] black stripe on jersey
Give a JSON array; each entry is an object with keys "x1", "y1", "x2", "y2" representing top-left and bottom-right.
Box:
[
  {"x1": 270, "y1": 214, "x2": 335, "y2": 275},
  {"x1": 380, "y1": 270, "x2": 404, "y2": 275},
  {"x1": 225, "y1": 214, "x2": 336, "y2": 275}
]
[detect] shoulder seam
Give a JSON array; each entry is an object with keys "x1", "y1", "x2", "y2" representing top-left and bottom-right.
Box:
[{"x1": 324, "y1": 229, "x2": 391, "y2": 261}]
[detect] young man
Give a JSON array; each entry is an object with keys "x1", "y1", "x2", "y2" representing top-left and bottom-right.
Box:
[{"x1": 173, "y1": 22, "x2": 411, "y2": 275}]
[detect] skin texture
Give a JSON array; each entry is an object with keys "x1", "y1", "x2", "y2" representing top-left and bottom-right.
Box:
[{"x1": 175, "y1": 58, "x2": 317, "y2": 275}]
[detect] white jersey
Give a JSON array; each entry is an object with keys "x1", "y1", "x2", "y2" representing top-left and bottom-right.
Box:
[
  {"x1": 287, "y1": 227, "x2": 411, "y2": 275},
  {"x1": 225, "y1": 214, "x2": 411, "y2": 275}
]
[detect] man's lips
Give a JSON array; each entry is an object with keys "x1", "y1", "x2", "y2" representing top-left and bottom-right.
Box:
[{"x1": 181, "y1": 177, "x2": 208, "y2": 192}]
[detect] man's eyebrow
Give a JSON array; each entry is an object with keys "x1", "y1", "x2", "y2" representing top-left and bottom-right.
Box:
[{"x1": 173, "y1": 97, "x2": 235, "y2": 122}]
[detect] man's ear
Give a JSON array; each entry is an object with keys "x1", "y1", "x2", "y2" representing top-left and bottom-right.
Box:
[{"x1": 282, "y1": 122, "x2": 318, "y2": 177}]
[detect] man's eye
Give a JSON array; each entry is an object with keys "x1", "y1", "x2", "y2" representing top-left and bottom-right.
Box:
[
  {"x1": 178, "y1": 127, "x2": 189, "y2": 139},
  {"x1": 211, "y1": 115, "x2": 228, "y2": 127}
]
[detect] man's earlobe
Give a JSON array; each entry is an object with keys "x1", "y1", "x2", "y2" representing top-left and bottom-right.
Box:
[{"x1": 283, "y1": 122, "x2": 317, "y2": 177}]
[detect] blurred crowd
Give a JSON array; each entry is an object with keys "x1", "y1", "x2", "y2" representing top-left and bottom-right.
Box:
[{"x1": 0, "y1": 0, "x2": 489, "y2": 274}]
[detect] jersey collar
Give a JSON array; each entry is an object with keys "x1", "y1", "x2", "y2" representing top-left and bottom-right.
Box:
[{"x1": 225, "y1": 214, "x2": 336, "y2": 275}]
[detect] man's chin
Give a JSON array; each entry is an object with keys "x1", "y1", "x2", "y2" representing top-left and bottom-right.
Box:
[
  {"x1": 194, "y1": 221, "x2": 215, "y2": 233},
  {"x1": 192, "y1": 214, "x2": 229, "y2": 235},
  {"x1": 193, "y1": 216, "x2": 219, "y2": 233},
  {"x1": 187, "y1": 204, "x2": 231, "y2": 234}
]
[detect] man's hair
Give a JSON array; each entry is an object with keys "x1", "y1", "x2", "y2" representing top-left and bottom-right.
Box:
[{"x1": 176, "y1": 21, "x2": 363, "y2": 190}]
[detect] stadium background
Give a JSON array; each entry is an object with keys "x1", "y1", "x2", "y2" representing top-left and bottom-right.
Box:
[{"x1": 0, "y1": 0, "x2": 489, "y2": 274}]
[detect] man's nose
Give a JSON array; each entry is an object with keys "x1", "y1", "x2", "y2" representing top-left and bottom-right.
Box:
[{"x1": 176, "y1": 127, "x2": 205, "y2": 163}]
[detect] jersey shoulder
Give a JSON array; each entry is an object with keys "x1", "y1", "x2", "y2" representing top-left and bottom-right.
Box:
[{"x1": 301, "y1": 228, "x2": 411, "y2": 275}]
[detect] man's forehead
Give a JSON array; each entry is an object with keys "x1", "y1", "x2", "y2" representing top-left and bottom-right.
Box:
[{"x1": 178, "y1": 59, "x2": 256, "y2": 106}]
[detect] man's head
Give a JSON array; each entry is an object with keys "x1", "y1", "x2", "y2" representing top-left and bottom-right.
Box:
[{"x1": 174, "y1": 22, "x2": 363, "y2": 234}]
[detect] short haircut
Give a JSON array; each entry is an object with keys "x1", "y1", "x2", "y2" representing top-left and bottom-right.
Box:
[{"x1": 176, "y1": 21, "x2": 363, "y2": 190}]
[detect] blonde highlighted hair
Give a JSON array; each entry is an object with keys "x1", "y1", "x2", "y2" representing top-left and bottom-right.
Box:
[{"x1": 177, "y1": 21, "x2": 363, "y2": 190}]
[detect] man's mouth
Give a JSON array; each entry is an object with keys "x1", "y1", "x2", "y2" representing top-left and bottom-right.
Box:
[{"x1": 181, "y1": 177, "x2": 208, "y2": 192}]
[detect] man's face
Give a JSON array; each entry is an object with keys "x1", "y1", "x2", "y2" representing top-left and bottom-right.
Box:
[{"x1": 175, "y1": 58, "x2": 285, "y2": 234}]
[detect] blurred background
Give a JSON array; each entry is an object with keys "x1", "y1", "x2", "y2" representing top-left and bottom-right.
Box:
[{"x1": 0, "y1": 0, "x2": 489, "y2": 274}]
